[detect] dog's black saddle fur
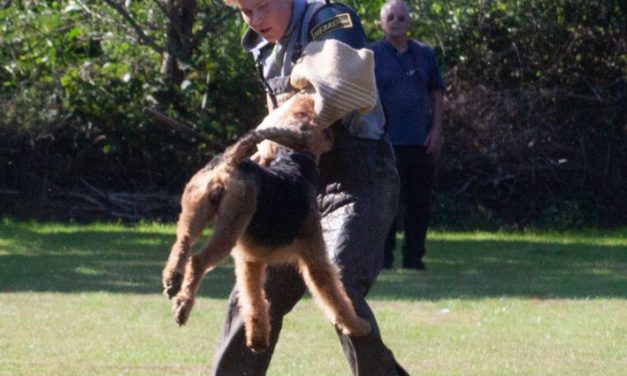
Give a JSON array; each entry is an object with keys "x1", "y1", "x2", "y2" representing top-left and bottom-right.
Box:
[{"x1": 238, "y1": 150, "x2": 318, "y2": 247}]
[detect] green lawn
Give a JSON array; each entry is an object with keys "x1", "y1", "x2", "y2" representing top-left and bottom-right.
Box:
[{"x1": 1, "y1": 221, "x2": 626, "y2": 375}]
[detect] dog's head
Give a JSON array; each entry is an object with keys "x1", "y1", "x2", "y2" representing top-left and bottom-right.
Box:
[
  {"x1": 281, "y1": 93, "x2": 334, "y2": 156},
  {"x1": 252, "y1": 92, "x2": 334, "y2": 165},
  {"x1": 287, "y1": 93, "x2": 315, "y2": 127}
]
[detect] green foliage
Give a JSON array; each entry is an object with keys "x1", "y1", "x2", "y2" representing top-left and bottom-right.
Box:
[
  {"x1": 433, "y1": 0, "x2": 626, "y2": 227},
  {"x1": 0, "y1": 0, "x2": 625, "y2": 227},
  {"x1": 0, "y1": 0, "x2": 264, "y2": 203}
]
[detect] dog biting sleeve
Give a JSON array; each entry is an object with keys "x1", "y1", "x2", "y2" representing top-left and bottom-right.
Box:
[{"x1": 290, "y1": 40, "x2": 377, "y2": 128}]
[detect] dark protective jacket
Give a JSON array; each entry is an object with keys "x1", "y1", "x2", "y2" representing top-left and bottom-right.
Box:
[{"x1": 241, "y1": 0, "x2": 386, "y2": 140}]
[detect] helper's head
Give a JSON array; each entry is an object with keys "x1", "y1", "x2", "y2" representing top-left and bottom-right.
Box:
[
  {"x1": 380, "y1": 0, "x2": 411, "y2": 38},
  {"x1": 227, "y1": 0, "x2": 294, "y2": 43}
]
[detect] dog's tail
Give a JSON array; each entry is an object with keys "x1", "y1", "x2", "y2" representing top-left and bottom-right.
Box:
[{"x1": 222, "y1": 127, "x2": 312, "y2": 165}]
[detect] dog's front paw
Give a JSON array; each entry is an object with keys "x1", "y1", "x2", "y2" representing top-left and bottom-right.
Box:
[
  {"x1": 247, "y1": 332, "x2": 270, "y2": 354},
  {"x1": 162, "y1": 269, "x2": 183, "y2": 299},
  {"x1": 245, "y1": 317, "x2": 271, "y2": 354},
  {"x1": 339, "y1": 316, "x2": 371, "y2": 337},
  {"x1": 172, "y1": 295, "x2": 195, "y2": 326}
]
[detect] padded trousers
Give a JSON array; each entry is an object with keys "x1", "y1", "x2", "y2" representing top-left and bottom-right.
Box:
[{"x1": 210, "y1": 134, "x2": 408, "y2": 375}]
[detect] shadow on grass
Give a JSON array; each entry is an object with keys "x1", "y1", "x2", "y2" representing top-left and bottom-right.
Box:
[
  {"x1": 1, "y1": 222, "x2": 626, "y2": 300},
  {"x1": 0, "y1": 222, "x2": 234, "y2": 297},
  {"x1": 371, "y1": 236, "x2": 627, "y2": 300}
]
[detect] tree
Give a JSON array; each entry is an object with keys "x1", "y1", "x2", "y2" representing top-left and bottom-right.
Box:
[
  {"x1": 100, "y1": 0, "x2": 235, "y2": 85},
  {"x1": 1, "y1": 0, "x2": 624, "y2": 226}
]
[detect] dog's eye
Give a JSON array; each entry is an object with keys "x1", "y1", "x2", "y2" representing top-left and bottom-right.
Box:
[{"x1": 296, "y1": 112, "x2": 309, "y2": 120}]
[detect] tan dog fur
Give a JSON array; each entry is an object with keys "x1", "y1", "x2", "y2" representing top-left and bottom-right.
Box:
[{"x1": 161, "y1": 94, "x2": 369, "y2": 353}]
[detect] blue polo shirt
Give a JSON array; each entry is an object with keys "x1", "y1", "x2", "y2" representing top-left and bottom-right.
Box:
[{"x1": 369, "y1": 39, "x2": 444, "y2": 146}]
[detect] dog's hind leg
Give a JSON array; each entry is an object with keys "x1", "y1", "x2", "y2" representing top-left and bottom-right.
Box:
[
  {"x1": 163, "y1": 215, "x2": 212, "y2": 298},
  {"x1": 296, "y1": 235, "x2": 371, "y2": 337},
  {"x1": 162, "y1": 173, "x2": 221, "y2": 299},
  {"x1": 233, "y1": 254, "x2": 271, "y2": 353},
  {"x1": 172, "y1": 182, "x2": 257, "y2": 326}
]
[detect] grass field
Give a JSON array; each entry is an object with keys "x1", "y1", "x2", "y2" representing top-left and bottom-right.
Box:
[{"x1": 1, "y1": 220, "x2": 626, "y2": 375}]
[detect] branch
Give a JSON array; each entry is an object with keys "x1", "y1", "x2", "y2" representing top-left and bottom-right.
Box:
[
  {"x1": 150, "y1": 0, "x2": 167, "y2": 15},
  {"x1": 191, "y1": 6, "x2": 238, "y2": 51},
  {"x1": 76, "y1": 0, "x2": 107, "y2": 21},
  {"x1": 143, "y1": 107, "x2": 226, "y2": 150},
  {"x1": 101, "y1": 0, "x2": 164, "y2": 54}
]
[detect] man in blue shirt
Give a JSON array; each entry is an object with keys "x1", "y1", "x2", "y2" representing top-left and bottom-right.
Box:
[{"x1": 369, "y1": 0, "x2": 444, "y2": 270}]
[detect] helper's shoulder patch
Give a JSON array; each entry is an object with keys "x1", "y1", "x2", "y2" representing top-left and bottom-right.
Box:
[{"x1": 310, "y1": 13, "x2": 353, "y2": 41}]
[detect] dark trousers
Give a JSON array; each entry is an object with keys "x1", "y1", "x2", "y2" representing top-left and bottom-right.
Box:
[
  {"x1": 210, "y1": 135, "x2": 408, "y2": 375},
  {"x1": 384, "y1": 145, "x2": 435, "y2": 268}
]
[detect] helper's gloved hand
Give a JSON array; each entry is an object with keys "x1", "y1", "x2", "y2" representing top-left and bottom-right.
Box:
[{"x1": 290, "y1": 40, "x2": 378, "y2": 128}]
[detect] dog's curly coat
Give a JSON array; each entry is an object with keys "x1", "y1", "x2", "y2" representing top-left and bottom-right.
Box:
[{"x1": 161, "y1": 94, "x2": 370, "y2": 353}]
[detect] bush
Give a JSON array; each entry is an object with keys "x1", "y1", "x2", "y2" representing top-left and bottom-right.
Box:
[{"x1": 0, "y1": 0, "x2": 624, "y2": 227}]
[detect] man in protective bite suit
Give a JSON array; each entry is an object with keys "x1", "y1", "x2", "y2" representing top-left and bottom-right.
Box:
[{"x1": 211, "y1": 1, "x2": 408, "y2": 375}]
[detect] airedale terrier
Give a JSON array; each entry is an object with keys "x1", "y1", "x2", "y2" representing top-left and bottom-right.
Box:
[{"x1": 161, "y1": 94, "x2": 370, "y2": 353}]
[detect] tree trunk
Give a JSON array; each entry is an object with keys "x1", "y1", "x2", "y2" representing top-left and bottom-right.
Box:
[{"x1": 161, "y1": 0, "x2": 196, "y2": 84}]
